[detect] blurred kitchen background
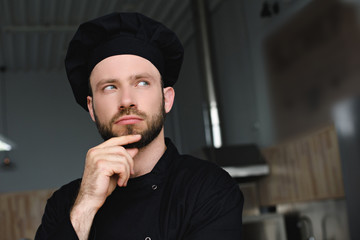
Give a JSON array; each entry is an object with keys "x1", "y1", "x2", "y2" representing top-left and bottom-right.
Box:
[{"x1": 1, "y1": 0, "x2": 360, "y2": 239}]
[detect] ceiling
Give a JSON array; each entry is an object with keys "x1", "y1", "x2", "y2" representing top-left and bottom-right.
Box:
[{"x1": 0, "y1": 0, "x2": 222, "y2": 72}]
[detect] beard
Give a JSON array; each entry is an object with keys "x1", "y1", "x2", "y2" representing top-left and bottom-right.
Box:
[{"x1": 93, "y1": 99, "x2": 166, "y2": 149}]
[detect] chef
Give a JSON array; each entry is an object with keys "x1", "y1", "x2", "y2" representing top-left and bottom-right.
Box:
[{"x1": 35, "y1": 12, "x2": 243, "y2": 240}]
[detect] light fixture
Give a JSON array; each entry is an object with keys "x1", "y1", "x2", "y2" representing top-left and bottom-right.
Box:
[
  {"x1": 0, "y1": 66, "x2": 16, "y2": 169},
  {"x1": 0, "y1": 134, "x2": 14, "y2": 151},
  {"x1": 0, "y1": 66, "x2": 16, "y2": 154}
]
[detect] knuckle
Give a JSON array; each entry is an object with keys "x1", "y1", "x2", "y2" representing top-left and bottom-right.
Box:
[
  {"x1": 95, "y1": 159, "x2": 106, "y2": 169},
  {"x1": 86, "y1": 147, "x2": 97, "y2": 158}
]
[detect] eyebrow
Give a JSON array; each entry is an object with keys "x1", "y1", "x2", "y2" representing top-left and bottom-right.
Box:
[{"x1": 131, "y1": 73, "x2": 156, "y2": 81}]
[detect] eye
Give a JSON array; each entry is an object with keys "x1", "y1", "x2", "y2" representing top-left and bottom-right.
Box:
[
  {"x1": 103, "y1": 85, "x2": 116, "y2": 91},
  {"x1": 137, "y1": 80, "x2": 150, "y2": 87}
]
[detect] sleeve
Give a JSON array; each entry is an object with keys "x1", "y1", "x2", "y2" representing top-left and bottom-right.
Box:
[
  {"x1": 35, "y1": 213, "x2": 79, "y2": 240},
  {"x1": 184, "y1": 166, "x2": 244, "y2": 240},
  {"x1": 35, "y1": 180, "x2": 83, "y2": 240}
]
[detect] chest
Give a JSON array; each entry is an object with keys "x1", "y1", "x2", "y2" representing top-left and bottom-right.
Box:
[{"x1": 91, "y1": 180, "x2": 194, "y2": 239}]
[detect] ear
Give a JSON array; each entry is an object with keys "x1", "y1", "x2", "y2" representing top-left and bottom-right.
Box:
[
  {"x1": 87, "y1": 96, "x2": 96, "y2": 122},
  {"x1": 163, "y1": 87, "x2": 175, "y2": 113}
]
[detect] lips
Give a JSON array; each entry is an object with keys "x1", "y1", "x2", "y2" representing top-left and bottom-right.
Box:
[{"x1": 114, "y1": 115, "x2": 143, "y2": 125}]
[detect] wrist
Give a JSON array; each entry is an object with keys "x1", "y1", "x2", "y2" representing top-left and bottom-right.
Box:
[
  {"x1": 70, "y1": 197, "x2": 99, "y2": 224},
  {"x1": 70, "y1": 197, "x2": 99, "y2": 240}
]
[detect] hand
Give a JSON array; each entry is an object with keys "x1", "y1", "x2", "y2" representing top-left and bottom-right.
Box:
[
  {"x1": 70, "y1": 134, "x2": 141, "y2": 239},
  {"x1": 78, "y1": 134, "x2": 141, "y2": 209}
]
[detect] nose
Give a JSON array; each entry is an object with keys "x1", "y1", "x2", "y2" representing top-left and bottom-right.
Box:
[{"x1": 118, "y1": 87, "x2": 136, "y2": 110}]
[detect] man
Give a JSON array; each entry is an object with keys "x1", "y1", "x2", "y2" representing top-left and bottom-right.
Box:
[{"x1": 35, "y1": 12, "x2": 243, "y2": 240}]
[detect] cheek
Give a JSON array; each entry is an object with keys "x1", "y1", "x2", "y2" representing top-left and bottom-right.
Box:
[
  {"x1": 143, "y1": 92, "x2": 163, "y2": 111},
  {"x1": 92, "y1": 97, "x2": 117, "y2": 121}
]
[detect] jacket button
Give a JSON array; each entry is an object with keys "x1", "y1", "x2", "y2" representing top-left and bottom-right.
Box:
[{"x1": 152, "y1": 185, "x2": 158, "y2": 190}]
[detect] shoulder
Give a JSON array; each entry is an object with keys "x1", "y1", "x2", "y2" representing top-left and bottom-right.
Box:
[
  {"x1": 52, "y1": 178, "x2": 81, "y2": 198},
  {"x1": 176, "y1": 154, "x2": 230, "y2": 176},
  {"x1": 171, "y1": 154, "x2": 239, "y2": 192},
  {"x1": 47, "y1": 178, "x2": 81, "y2": 210}
]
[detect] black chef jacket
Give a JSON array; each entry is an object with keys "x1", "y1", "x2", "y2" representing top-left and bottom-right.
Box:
[{"x1": 35, "y1": 138, "x2": 243, "y2": 240}]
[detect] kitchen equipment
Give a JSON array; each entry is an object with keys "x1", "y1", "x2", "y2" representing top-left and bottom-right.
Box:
[
  {"x1": 243, "y1": 213, "x2": 287, "y2": 240},
  {"x1": 203, "y1": 144, "x2": 269, "y2": 178},
  {"x1": 285, "y1": 212, "x2": 316, "y2": 240}
]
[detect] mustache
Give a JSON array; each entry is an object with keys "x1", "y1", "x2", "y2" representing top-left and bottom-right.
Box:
[{"x1": 110, "y1": 107, "x2": 147, "y2": 124}]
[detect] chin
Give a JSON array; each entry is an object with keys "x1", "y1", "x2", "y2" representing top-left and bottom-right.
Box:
[{"x1": 113, "y1": 125, "x2": 146, "y2": 137}]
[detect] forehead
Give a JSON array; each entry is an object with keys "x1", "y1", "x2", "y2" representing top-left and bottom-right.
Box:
[{"x1": 90, "y1": 54, "x2": 161, "y2": 83}]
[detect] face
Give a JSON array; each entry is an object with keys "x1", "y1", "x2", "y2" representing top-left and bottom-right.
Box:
[{"x1": 87, "y1": 54, "x2": 175, "y2": 148}]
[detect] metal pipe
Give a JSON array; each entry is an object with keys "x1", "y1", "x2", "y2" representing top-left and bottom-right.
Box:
[{"x1": 192, "y1": 0, "x2": 222, "y2": 148}]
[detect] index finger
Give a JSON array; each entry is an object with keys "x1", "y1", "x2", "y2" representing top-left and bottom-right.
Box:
[{"x1": 98, "y1": 135, "x2": 142, "y2": 148}]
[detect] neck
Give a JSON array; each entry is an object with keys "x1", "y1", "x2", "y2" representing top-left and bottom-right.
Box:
[{"x1": 130, "y1": 128, "x2": 166, "y2": 177}]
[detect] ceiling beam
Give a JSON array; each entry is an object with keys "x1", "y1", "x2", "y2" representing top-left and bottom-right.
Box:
[{"x1": 2, "y1": 26, "x2": 77, "y2": 32}]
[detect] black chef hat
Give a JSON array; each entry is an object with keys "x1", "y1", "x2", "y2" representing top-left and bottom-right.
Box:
[{"x1": 65, "y1": 12, "x2": 184, "y2": 111}]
